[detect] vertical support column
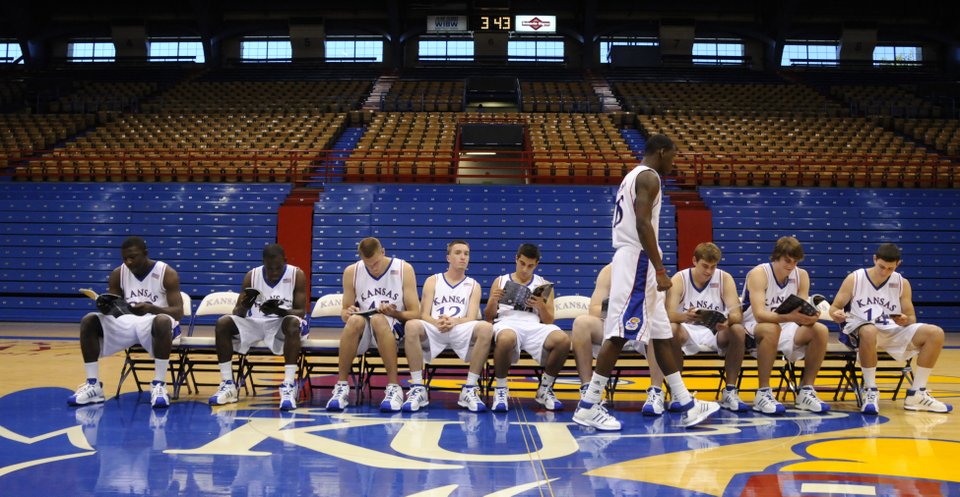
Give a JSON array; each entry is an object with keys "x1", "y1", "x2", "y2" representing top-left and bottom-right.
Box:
[
  {"x1": 675, "y1": 206, "x2": 712, "y2": 270},
  {"x1": 277, "y1": 204, "x2": 314, "y2": 298}
]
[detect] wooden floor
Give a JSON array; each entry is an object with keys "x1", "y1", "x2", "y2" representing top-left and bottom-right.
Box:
[{"x1": 1, "y1": 322, "x2": 959, "y2": 497}]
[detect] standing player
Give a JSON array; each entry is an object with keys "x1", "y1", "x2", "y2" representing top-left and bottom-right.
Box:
[
  {"x1": 401, "y1": 240, "x2": 494, "y2": 412},
  {"x1": 208, "y1": 243, "x2": 307, "y2": 411},
  {"x1": 829, "y1": 243, "x2": 952, "y2": 414},
  {"x1": 644, "y1": 242, "x2": 749, "y2": 415},
  {"x1": 484, "y1": 243, "x2": 570, "y2": 413},
  {"x1": 326, "y1": 237, "x2": 420, "y2": 412},
  {"x1": 742, "y1": 236, "x2": 830, "y2": 415},
  {"x1": 574, "y1": 134, "x2": 719, "y2": 430},
  {"x1": 68, "y1": 236, "x2": 184, "y2": 408}
]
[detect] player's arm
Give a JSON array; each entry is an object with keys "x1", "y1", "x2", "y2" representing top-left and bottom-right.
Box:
[
  {"x1": 536, "y1": 285, "x2": 556, "y2": 324},
  {"x1": 792, "y1": 268, "x2": 818, "y2": 325},
  {"x1": 418, "y1": 275, "x2": 439, "y2": 324},
  {"x1": 106, "y1": 267, "x2": 122, "y2": 296},
  {"x1": 454, "y1": 279, "x2": 483, "y2": 326},
  {"x1": 829, "y1": 272, "x2": 856, "y2": 323},
  {"x1": 665, "y1": 272, "x2": 691, "y2": 323},
  {"x1": 232, "y1": 270, "x2": 255, "y2": 317},
  {"x1": 288, "y1": 268, "x2": 307, "y2": 319},
  {"x1": 387, "y1": 261, "x2": 420, "y2": 321},
  {"x1": 340, "y1": 264, "x2": 359, "y2": 323},
  {"x1": 483, "y1": 276, "x2": 502, "y2": 323},
  {"x1": 721, "y1": 270, "x2": 743, "y2": 325},
  {"x1": 897, "y1": 277, "x2": 917, "y2": 326},
  {"x1": 588, "y1": 265, "x2": 611, "y2": 318},
  {"x1": 634, "y1": 171, "x2": 670, "y2": 291}
]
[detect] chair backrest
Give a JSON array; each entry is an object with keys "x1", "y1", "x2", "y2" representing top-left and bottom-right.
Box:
[
  {"x1": 311, "y1": 293, "x2": 344, "y2": 319},
  {"x1": 181, "y1": 291, "x2": 192, "y2": 318},
  {"x1": 554, "y1": 295, "x2": 591, "y2": 320},
  {"x1": 188, "y1": 291, "x2": 239, "y2": 336}
]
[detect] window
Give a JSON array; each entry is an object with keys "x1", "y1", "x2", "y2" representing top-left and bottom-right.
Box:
[
  {"x1": 781, "y1": 42, "x2": 839, "y2": 66},
  {"x1": 326, "y1": 37, "x2": 383, "y2": 62},
  {"x1": 241, "y1": 38, "x2": 292, "y2": 61},
  {"x1": 874, "y1": 46, "x2": 922, "y2": 66},
  {"x1": 68, "y1": 40, "x2": 116, "y2": 62},
  {"x1": 692, "y1": 39, "x2": 744, "y2": 65},
  {"x1": 507, "y1": 39, "x2": 563, "y2": 63},
  {"x1": 419, "y1": 38, "x2": 473, "y2": 62},
  {"x1": 599, "y1": 37, "x2": 658, "y2": 64},
  {"x1": 149, "y1": 39, "x2": 205, "y2": 63},
  {"x1": 1, "y1": 42, "x2": 23, "y2": 64}
]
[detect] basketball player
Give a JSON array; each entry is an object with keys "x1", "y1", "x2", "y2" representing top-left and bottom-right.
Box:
[
  {"x1": 644, "y1": 242, "x2": 749, "y2": 415},
  {"x1": 326, "y1": 237, "x2": 420, "y2": 412},
  {"x1": 742, "y1": 236, "x2": 830, "y2": 415},
  {"x1": 574, "y1": 134, "x2": 719, "y2": 431},
  {"x1": 483, "y1": 243, "x2": 570, "y2": 413},
  {"x1": 208, "y1": 243, "x2": 307, "y2": 410},
  {"x1": 401, "y1": 240, "x2": 493, "y2": 412},
  {"x1": 829, "y1": 243, "x2": 952, "y2": 414},
  {"x1": 68, "y1": 236, "x2": 184, "y2": 409}
]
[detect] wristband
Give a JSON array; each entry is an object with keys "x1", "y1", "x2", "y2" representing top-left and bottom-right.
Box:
[{"x1": 655, "y1": 268, "x2": 667, "y2": 275}]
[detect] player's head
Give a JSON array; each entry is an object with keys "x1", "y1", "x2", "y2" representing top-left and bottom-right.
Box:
[
  {"x1": 515, "y1": 243, "x2": 541, "y2": 280},
  {"x1": 446, "y1": 240, "x2": 470, "y2": 271},
  {"x1": 644, "y1": 134, "x2": 677, "y2": 175},
  {"x1": 120, "y1": 236, "x2": 149, "y2": 272},
  {"x1": 357, "y1": 237, "x2": 386, "y2": 272},
  {"x1": 873, "y1": 243, "x2": 902, "y2": 276},
  {"x1": 770, "y1": 236, "x2": 804, "y2": 270},
  {"x1": 691, "y1": 242, "x2": 721, "y2": 280},
  {"x1": 262, "y1": 243, "x2": 287, "y2": 281}
]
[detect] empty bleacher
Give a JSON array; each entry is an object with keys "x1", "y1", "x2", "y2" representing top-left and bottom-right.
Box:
[{"x1": 0, "y1": 182, "x2": 290, "y2": 322}]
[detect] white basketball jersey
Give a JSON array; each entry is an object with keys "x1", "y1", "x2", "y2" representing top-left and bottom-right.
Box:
[
  {"x1": 676, "y1": 268, "x2": 728, "y2": 316},
  {"x1": 847, "y1": 268, "x2": 903, "y2": 329},
  {"x1": 119, "y1": 261, "x2": 169, "y2": 308},
  {"x1": 353, "y1": 257, "x2": 406, "y2": 312},
  {"x1": 496, "y1": 273, "x2": 548, "y2": 323},
  {"x1": 612, "y1": 164, "x2": 661, "y2": 251},
  {"x1": 248, "y1": 264, "x2": 299, "y2": 318},
  {"x1": 741, "y1": 263, "x2": 800, "y2": 325},
  {"x1": 431, "y1": 273, "x2": 476, "y2": 319}
]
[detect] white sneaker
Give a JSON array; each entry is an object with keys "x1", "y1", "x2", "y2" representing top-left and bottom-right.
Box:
[
  {"x1": 535, "y1": 386, "x2": 563, "y2": 411},
  {"x1": 326, "y1": 383, "x2": 350, "y2": 411},
  {"x1": 68, "y1": 380, "x2": 105, "y2": 406},
  {"x1": 573, "y1": 401, "x2": 622, "y2": 431},
  {"x1": 679, "y1": 399, "x2": 720, "y2": 428},
  {"x1": 279, "y1": 382, "x2": 297, "y2": 411},
  {"x1": 642, "y1": 387, "x2": 664, "y2": 416},
  {"x1": 753, "y1": 388, "x2": 786, "y2": 415},
  {"x1": 402, "y1": 385, "x2": 429, "y2": 412},
  {"x1": 458, "y1": 386, "x2": 487, "y2": 412},
  {"x1": 795, "y1": 387, "x2": 830, "y2": 413},
  {"x1": 491, "y1": 387, "x2": 509, "y2": 412},
  {"x1": 380, "y1": 384, "x2": 403, "y2": 412},
  {"x1": 861, "y1": 388, "x2": 880, "y2": 415},
  {"x1": 720, "y1": 387, "x2": 749, "y2": 412},
  {"x1": 150, "y1": 381, "x2": 170, "y2": 409},
  {"x1": 904, "y1": 389, "x2": 953, "y2": 413},
  {"x1": 208, "y1": 380, "x2": 239, "y2": 406}
]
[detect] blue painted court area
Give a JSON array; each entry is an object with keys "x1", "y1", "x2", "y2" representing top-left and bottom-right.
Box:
[{"x1": 4, "y1": 386, "x2": 955, "y2": 497}]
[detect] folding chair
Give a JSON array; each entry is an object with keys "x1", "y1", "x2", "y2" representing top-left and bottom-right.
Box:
[
  {"x1": 116, "y1": 291, "x2": 192, "y2": 398},
  {"x1": 300, "y1": 293, "x2": 347, "y2": 399},
  {"x1": 174, "y1": 291, "x2": 238, "y2": 399}
]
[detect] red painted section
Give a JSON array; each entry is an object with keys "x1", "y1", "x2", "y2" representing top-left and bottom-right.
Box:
[
  {"x1": 676, "y1": 206, "x2": 712, "y2": 270},
  {"x1": 277, "y1": 204, "x2": 314, "y2": 296}
]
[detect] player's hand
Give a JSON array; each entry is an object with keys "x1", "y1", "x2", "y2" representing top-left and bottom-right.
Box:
[
  {"x1": 684, "y1": 308, "x2": 699, "y2": 323},
  {"x1": 525, "y1": 295, "x2": 545, "y2": 312},
  {"x1": 891, "y1": 314, "x2": 908, "y2": 326},
  {"x1": 715, "y1": 320, "x2": 729, "y2": 332},
  {"x1": 129, "y1": 302, "x2": 151, "y2": 316},
  {"x1": 342, "y1": 305, "x2": 360, "y2": 322},
  {"x1": 656, "y1": 272, "x2": 672, "y2": 292},
  {"x1": 829, "y1": 308, "x2": 846, "y2": 324},
  {"x1": 378, "y1": 303, "x2": 398, "y2": 318},
  {"x1": 436, "y1": 315, "x2": 453, "y2": 332},
  {"x1": 489, "y1": 287, "x2": 503, "y2": 304},
  {"x1": 791, "y1": 309, "x2": 818, "y2": 326},
  {"x1": 260, "y1": 299, "x2": 283, "y2": 316}
]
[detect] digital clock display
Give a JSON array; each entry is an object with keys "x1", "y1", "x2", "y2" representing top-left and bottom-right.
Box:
[{"x1": 475, "y1": 15, "x2": 512, "y2": 31}]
